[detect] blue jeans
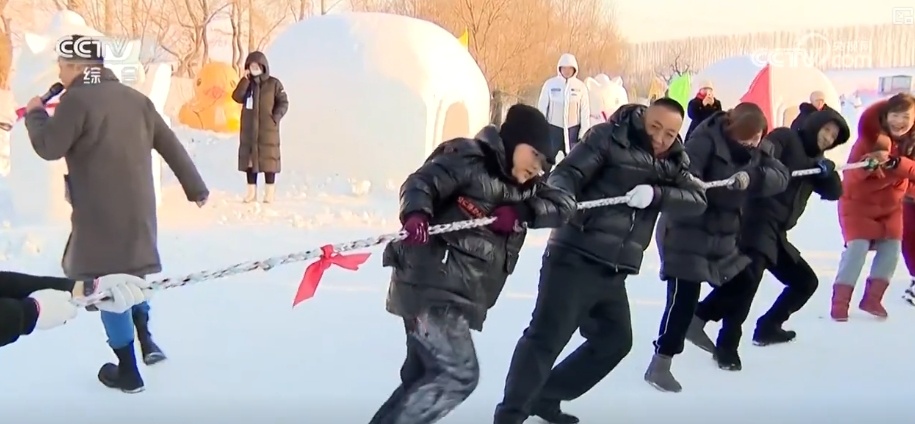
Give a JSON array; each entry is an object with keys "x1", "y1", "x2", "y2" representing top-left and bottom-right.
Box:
[{"x1": 100, "y1": 302, "x2": 150, "y2": 349}]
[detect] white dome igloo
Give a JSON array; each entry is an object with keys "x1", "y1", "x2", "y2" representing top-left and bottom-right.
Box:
[{"x1": 265, "y1": 12, "x2": 491, "y2": 187}]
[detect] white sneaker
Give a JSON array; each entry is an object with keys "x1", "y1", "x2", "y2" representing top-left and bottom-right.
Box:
[
  {"x1": 243, "y1": 184, "x2": 257, "y2": 203},
  {"x1": 263, "y1": 184, "x2": 276, "y2": 203}
]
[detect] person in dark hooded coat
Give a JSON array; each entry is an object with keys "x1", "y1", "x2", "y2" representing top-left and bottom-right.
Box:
[
  {"x1": 687, "y1": 107, "x2": 850, "y2": 371},
  {"x1": 645, "y1": 102, "x2": 791, "y2": 393},
  {"x1": 789, "y1": 91, "x2": 836, "y2": 132},
  {"x1": 371, "y1": 104, "x2": 576, "y2": 424},
  {"x1": 684, "y1": 82, "x2": 722, "y2": 139},
  {"x1": 231, "y1": 51, "x2": 289, "y2": 204},
  {"x1": 495, "y1": 99, "x2": 708, "y2": 424}
]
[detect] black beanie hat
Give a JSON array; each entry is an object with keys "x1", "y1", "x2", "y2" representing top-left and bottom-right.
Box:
[{"x1": 500, "y1": 104, "x2": 554, "y2": 164}]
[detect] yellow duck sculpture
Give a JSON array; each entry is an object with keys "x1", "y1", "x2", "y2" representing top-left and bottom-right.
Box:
[{"x1": 178, "y1": 62, "x2": 242, "y2": 133}]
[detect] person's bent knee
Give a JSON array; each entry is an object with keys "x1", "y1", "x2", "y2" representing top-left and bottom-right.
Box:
[
  {"x1": 799, "y1": 277, "x2": 819, "y2": 297},
  {"x1": 521, "y1": 324, "x2": 568, "y2": 358},
  {"x1": 444, "y1": 359, "x2": 480, "y2": 399}
]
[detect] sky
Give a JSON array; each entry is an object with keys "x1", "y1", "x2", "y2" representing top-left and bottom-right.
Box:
[{"x1": 616, "y1": 0, "x2": 913, "y2": 42}]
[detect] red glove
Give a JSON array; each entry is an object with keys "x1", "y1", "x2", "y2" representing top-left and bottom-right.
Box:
[
  {"x1": 401, "y1": 213, "x2": 430, "y2": 245},
  {"x1": 489, "y1": 205, "x2": 528, "y2": 234}
]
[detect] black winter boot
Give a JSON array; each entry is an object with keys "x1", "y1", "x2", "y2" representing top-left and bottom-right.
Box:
[
  {"x1": 712, "y1": 348, "x2": 742, "y2": 371},
  {"x1": 98, "y1": 342, "x2": 145, "y2": 393},
  {"x1": 133, "y1": 308, "x2": 167, "y2": 365},
  {"x1": 752, "y1": 326, "x2": 797, "y2": 346},
  {"x1": 530, "y1": 400, "x2": 580, "y2": 424}
]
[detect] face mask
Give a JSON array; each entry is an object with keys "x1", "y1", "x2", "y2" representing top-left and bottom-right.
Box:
[{"x1": 250, "y1": 68, "x2": 263, "y2": 77}]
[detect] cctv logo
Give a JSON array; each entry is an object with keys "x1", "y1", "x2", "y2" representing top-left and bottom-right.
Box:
[
  {"x1": 56, "y1": 37, "x2": 103, "y2": 60},
  {"x1": 55, "y1": 37, "x2": 134, "y2": 62}
]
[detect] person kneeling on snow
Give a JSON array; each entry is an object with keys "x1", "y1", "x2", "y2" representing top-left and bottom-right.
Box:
[
  {"x1": 687, "y1": 107, "x2": 849, "y2": 371},
  {"x1": 371, "y1": 104, "x2": 576, "y2": 424},
  {"x1": 834, "y1": 93, "x2": 915, "y2": 320},
  {"x1": 0, "y1": 272, "x2": 153, "y2": 348}
]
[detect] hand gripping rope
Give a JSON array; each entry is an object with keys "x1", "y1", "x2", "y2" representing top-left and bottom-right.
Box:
[{"x1": 73, "y1": 160, "x2": 871, "y2": 307}]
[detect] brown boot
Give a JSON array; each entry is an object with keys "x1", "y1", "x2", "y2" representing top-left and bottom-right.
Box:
[
  {"x1": 830, "y1": 284, "x2": 853, "y2": 322},
  {"x1": 859, "y1": 278, "x2": 889, "y2": 319}
]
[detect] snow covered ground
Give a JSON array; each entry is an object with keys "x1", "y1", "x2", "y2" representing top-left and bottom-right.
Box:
[{"x1": 0, "y1": 127, "x2": 912, "y2": 423}]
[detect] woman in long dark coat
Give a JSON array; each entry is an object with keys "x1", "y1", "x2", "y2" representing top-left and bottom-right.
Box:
[{"x1": 232, "y1": 51, "x2": 289, "y2": 203}]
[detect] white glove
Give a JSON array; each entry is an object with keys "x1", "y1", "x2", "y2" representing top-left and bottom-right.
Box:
[
  {"x1": 90, "y1": 274, "x2": 153, "y2": 313},
  {"x1": 626, "y1": 184, "x2": 655, "y2": 209},
  {"x1": 727, "y1": 171, "x2": 750, "y2": 190},
  {"x1": 28, "y1": 289, "x2": 78, "y2": 330}
]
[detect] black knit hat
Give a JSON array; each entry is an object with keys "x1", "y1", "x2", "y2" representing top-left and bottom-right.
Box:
[{"x1": 500, "y1": 104, "x2": 554, "y2": 164}]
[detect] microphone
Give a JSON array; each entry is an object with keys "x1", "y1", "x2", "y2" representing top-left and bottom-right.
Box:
[
  {"x1": 15, "y1": 83, "x2": 65, "y2": 120},
  {"x1": 40, "y1": 83, "x2": 65, "y2": 103}
]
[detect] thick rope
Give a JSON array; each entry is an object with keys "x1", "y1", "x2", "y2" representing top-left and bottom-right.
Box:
[{"x1": 74, "y1": 160, "x2": 869, "y2": 306}]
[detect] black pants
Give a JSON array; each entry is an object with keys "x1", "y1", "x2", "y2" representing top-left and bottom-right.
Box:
[
  {"x1": 369, "y1": 306, "x2": 479, "y2": 424},
  {"x1": 495, "y1": 248, "x2": 632, "y2": 424},
  {"x1": 695, "y1": 244, "x2": 818, "y2": 351},
  {"x1": 547, "y1": 124, "x2": 582, "y2": 157},
  {"x1": 654, "y1": 278, "x2": 703, "y2": 356},
  {"x1": 245, "y1": 168, "x2": 276, "y2": 185}
]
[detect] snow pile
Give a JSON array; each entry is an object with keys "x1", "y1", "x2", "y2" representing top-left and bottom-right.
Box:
[
  {"x1": 265, "y1": 12, "x2": 490, "y2": 188},
  {"x1": 149, "y1": 126, "x2": 398, "y2": 231}
]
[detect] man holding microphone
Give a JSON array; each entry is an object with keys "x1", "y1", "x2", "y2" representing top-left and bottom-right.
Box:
[{"x1": 24, "y1": 34, "x2": 209, "y2": 394}]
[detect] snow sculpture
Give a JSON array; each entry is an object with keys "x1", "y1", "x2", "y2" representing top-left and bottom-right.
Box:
[
  {"x1": 9, "y1": 10, "x2": 168, "y2": 226},
  {"x1": 178, "y1": 62, "x2": 242, "y2": 133},
  {"x1": 688, "y1": 55, "x2": 844, "y2": 160},
  {"x1": 265, "y1": 12, "x2": 490, "y2": 187},
  {"x1": 585, "y1": 74, "x2": 629, "y2": 126}
]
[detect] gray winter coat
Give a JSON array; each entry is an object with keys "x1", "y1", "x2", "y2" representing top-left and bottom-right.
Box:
[
  {"x1": 232, "y1": 51, "x2": 289, "y2": 173},
  {"x1": 24, "y1": 67, "x2": 209, "y2": 280}
]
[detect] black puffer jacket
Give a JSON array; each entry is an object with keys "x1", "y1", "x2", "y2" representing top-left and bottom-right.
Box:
[
  {"x1": 789, "y1": 102, "x2": 837, "y2": 132},
  {"x1": 740, "y1": 108, "x2": 849, "y2": 263},
  {"x1": 383, "y1": 126, "x2": 576, "y2": 330},
  {"x1": 547, "y1": 104, "x2": 708, "y2": 274},
  {"x1": 660, "y1": 112, "x2": 791, "y2": 285}
]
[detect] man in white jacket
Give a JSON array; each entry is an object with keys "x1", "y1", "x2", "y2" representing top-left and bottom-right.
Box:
[{"x1": 537, "y1": 53, "x2": 591, "y2": 165}]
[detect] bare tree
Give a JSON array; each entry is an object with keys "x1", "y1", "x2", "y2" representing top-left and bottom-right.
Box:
[
  {"x1": 287, "y1": 0, "x2": 309, "y2": 21},
  {"x1": 228, "y1": 0, "x2": 242, "y2": 71},
  {"x1": 159, "y1": 0, "x2": 229, "y2": 76},
  {"x1": 654, "y1": 46, "x2": 692, "y2": 83},
  {"x1": 0, "y1": 0, "x2": 11, "y2": 89},
  {"x1": 352, "y1": 0, "x2": 625, "y2": 101}
]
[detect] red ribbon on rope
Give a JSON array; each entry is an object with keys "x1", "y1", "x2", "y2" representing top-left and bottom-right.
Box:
[{"x1": 293, "y1": 244, "x2": 371, "y2": 306}]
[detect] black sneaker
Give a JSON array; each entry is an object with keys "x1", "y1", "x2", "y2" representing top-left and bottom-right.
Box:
[
  {"x1": 98, "y1": 342, "x2": 145, "y2": 393},
  {"x1": 712, "y1": 348, "x2": 742, "y2": 371},
  {"x1": 752, "y1": 327, "x2": 797, "y2": 346},
  {"x1": 531, "y1": 401, "x2": 580, "y2": 424}
]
